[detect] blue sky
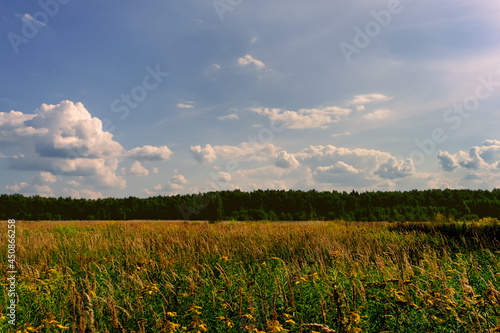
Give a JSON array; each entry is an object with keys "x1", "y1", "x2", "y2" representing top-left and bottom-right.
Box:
[{"x1": 1, "y1": 0, "x2": 500, "y2": 198}]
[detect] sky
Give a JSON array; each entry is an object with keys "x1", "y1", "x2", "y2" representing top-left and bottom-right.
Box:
[{"x1": 1, "y1": 0, "x2": 500, "y2": 199}]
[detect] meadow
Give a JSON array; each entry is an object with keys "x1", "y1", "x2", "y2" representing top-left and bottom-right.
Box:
[{"x1": 1, "y1": 219, "x2": 500, "y2": 333}]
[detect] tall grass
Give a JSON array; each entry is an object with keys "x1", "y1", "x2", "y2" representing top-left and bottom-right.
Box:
[{"x1": 1, "y1": 220, "x2": 500, "y2": 332}]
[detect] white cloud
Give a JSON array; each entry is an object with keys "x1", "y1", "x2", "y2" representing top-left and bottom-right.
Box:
[
  {"x1": 250, "y1": 180, "x2": 287, "y2": 191},
  {"x1": 143, "y1": 174, "x2": 189, "y2": 195},
  {"x1": 437, "y1": 151, "x2": 459, "y2": 172},
  {"x1": 127, "y1": 145, "x2": 173, "y2": 161},
  {"x1": 364, "y1": 109, "x2": 391, "y2": 120},
  {"x1": 5, "y1": 182, "x2": 28, "y2": 193},
  {"x1": 27, "y1": 101, "x2": 124, "y2": 159},
  {"x1": 168, "y1": 183, "x2": 184, "y2": 191},
  {"x1": 0, "y1": 101, "x2": 177, "y2": 193},
  {"x1": 142, "y1": 188, "x2": 155, "y2": 196},
  {"x1": 437, "y1": 140, "x2": 500, "y2": 174},
  {"x1": 21, "y1": 13, "x2": 46, "y2": 27},
  {"x1": 53, "y1": 157, "x2": 126, "y2": 189},
  {"x1": 5, "y1": 180, "x2": 54, "y2": 197},
  {"x1": 213, "y1": 142, "x2": 279, "y2": 162},
  {"x1": 317, "y1": 161, "x2": 359, "y2": 175},
  {"x1": 176, "y1": 102, "x2": 195, "y2": 109},
  {"x1": 236, "y1": 165, "x2": 288, "y2": 179},
  {"x1": 171, "y1": 174, "x2": 188, "y2": 185},
  {"x1": 33, "y1": 171, "x2": 57, "y2": 184},
  {"x1": 217, "y1": 171, "x2": 232, "y2": 182},
  {"x1": 275, "y1": 151, "x2": 300, "y2": 169},
  {"x1": 129, "y1": 161, "x2": 149, "y2": 176},
  {"x1": 218, "y1": 114, "x2": 239, "y2": 121},
  {"x1": 348, "y1": 94, "x2": 393, "y2": 106},
  {"x1": 250, "y1": 106, "x2": 351, "y2": 129},
  {"x1": 331, "y1": 131, "x2": 351, "y2": 138},
  {"x1": 0, "y1": 110, "x2": 35, "y2": 127},
  {"x1": 374, "y1": 157, "x2": 415, "y2": 179},
  {"x1": 190, "y1": 144, "x2": 217, "y2": 164},
  {"x1": 433, "y1": 140, "x2": 500, "y2": 189},
  {"x1": 63, "y1": 188, "x2": 103, "y2": 199},
  {"x1": 166, "y1": 174, "x2": 188, "y2": 192},
  {"x1": 292, "y1": 145, "x2": 414, "y2": 188},
  {"x1": 314, "y1": 161, "x2": 361, "y2": 184},
  {"x1": 66, "y1": 180, "x2": 80, "y2": 187},
  {"x1": 237, "y1": 54, "x2": 265, "y2": 69}
]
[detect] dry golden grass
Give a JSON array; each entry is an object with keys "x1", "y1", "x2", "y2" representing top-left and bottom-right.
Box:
[{"x1": 1, "y1": 220, "x2": 500, "y2": 332}]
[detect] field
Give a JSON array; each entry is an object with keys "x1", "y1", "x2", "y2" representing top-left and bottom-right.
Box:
[{"x1": 1, "y1": 220, "x2": 500, "y2": 333}]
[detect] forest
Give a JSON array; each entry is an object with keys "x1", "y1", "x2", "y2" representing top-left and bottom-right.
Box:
[{"x1": 1, "y1": 188, "x2": 500, "y2": 222}]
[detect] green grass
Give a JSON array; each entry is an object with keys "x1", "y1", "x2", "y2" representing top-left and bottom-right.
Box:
[{"x1": 1, "y1": 220, "x2": 500, "y2": 332}]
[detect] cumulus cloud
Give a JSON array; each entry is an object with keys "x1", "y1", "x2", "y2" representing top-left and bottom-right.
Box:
[
  {"x1": 0, "y1": 101, "x2": 173, "y2": 194},
  {"x1": 250, "y1": 106, "x2": 351, "y2": 129},
  {"x1": 374, "y1": 157, "x2": 415, "y2": 179},
  {"x1": 217, "y1": 171, "x2": 232, "y2": 182},
  {"x1": 292, "y1": 145, "x2": 414, "y2": 187},
  {"x1": 190, "y1": 144, "x2": 217, "y2": 164},
  {"x1": 237, "y1": 54, "x2": 265, "y2": 69},
  {"x1": 436, "y1": 140, "x2": 500, "y2": 176},
  {"x1": 128, "y1": 161, "x2": 149, "y2": 176},
  {"x1": 171, "y1": 174, "x2": 188, "y2": 185},
  {"x1": 364, "y1": 109, "x2": 391, "y2": 120},
  {"x1": 437, "y1": 151, "x2": 459, "y2": 171},
  {"x1": 52, "y1": 157, "x2": 127, "y2": 189},
  {"x1": 5, "y1": 182, "x2": 29, "y2": 193},
  {"x1": 0, "y1": 110, "x2": 36, "y2": 127},
  {"x1": 26, "y1": 101, "x2": 124, "y2": 159},
  {"x1": 165, "y1": 174, "x2": 189, "y2": 192},
  {"x1": 33, "y1": 171, "x2": 57, "y2": 184},
  {"x1": 190, "y1": 141, "x2": 278, "y2": 164},
  {"x1": 142, "y1": 173, "x2": 189, "y2": 195},
  {"x1": 317, "y1": 161, "x2": 359, "y2": 175},
  {"x1": 275, "y1": 151, "x2": 300, "y2": 169},
  {"x1": 5, "y1": 173, "x2": 55, "y2": 197},
  {"x1": 127, "y1": 145, "x2": 173, "y2": 161},
  {"x1": 314, "y1": 161, "x2": 360, "y2": 184}
]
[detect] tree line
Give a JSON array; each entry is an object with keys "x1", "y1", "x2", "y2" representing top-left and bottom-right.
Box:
[{"x1": 1, "y1": 189, "x2": 499, "y2": 222}]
